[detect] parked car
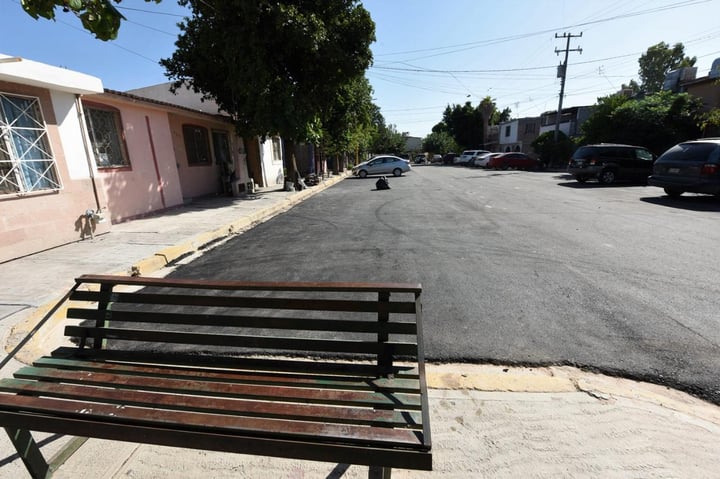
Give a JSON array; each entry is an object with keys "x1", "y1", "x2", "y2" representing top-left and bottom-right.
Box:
[
  {"x1": 431, "y1": 154, "x2": 443, "y2": 163},
  {"x1": 472, "y1": 152, "x2": 500, "y2": 168},
  {"x1": 488, "y1": 152, "x2": 541, "y2": 170},
  {"x1": 648, "y1": 138, "x2": 720, "y2": 197},
  {"x1": 455, "y1": 149, "x2": 489, "y2": 165},
  {"x1": 442, "y1": 153, "x2": 458, "y2": 165},
  {"x1": 414, "y1": 154, "x2": 427, "y2": 164},
  {"x1": 352, "y1": 155, "x2": 411, "y2": 178},
  {"x1": 567, "y1": 143, "x2": 655, "y2": 184}
]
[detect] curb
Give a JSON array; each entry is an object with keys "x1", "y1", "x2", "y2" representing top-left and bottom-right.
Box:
[{"x1": 426, "y1": 363, "x2": 720, "y2": 427}]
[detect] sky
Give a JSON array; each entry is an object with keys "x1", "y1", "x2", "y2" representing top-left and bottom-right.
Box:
[{"x1": 1, "y1": 0, "x2": 720, "y2": 138}]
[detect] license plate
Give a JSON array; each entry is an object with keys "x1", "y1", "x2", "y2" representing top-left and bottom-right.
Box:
[{"x1": 668, "y1": 168, "x2": 680, "y2": 174}]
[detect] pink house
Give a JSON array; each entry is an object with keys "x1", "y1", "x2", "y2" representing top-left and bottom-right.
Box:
[
  {"x1": 82, "y1": 89, "x2": 247, "y2": 223},
  {"x1": 1, "y1": 55, "x2": 284, "y2": 262}
]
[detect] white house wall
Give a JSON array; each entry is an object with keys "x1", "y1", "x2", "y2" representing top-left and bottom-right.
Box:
[
  {"x1": 50, "y1": 91, "x2": 91, "y2": 180},
  {"x1": 499, "y1": 120, "x2": 520, "y2": 146},
  {"x1": 261, "y1": 138, "x2": 284, "y2": 186}
]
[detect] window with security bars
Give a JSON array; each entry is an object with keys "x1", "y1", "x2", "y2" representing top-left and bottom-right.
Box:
[
  {"x1": 182, "y1": 124, "x2": 210, "y2": 165},
  {"x1": 0, "y1": 93, "x2": 60, "y2": 194},
  {"x1": 84, "y1": 104, "x2": 129, "y2": 168}
]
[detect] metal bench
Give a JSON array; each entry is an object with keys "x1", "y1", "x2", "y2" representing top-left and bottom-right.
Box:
[{"x1": 0, "y1": 274, "x2": 432, "y2": 478}]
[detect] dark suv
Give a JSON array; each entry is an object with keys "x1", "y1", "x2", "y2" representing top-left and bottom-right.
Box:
[
  {"x1": 567, "y1": 144, "x2": 655, "y2": 184},
  {"x1": 648, "y1": 138, "x2": 720, "y2": 197}
]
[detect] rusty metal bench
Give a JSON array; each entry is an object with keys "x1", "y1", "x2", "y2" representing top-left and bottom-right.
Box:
[{"x1": 0, "y1": 274, "x2": 432, "y2": 478}]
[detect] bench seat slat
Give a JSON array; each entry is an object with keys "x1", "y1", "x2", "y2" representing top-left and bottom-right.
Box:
[
  {"x1": 0, "y1": 394, "x2": 426, "y2": 448},
  {"x1": 76, "y1": 274, "x2": 423, "y2": 294},
  {"x1": 14, "y1": 367, "x2": 423, "y2": 409},
  {"x1": 66, "y1": 308, "x2": 419, "y2": 335},
  {"x1": 33, "y1": 358, "x2": 421, "y2": 393},
  {"x1": 0, "y1": 379, "x2": 424, "y2": 428},
  {"x1": 69, "y1": 291, "x2": 417, "y2": 314},
  {"x1": 64, "y1": 326, "x2": 420, "y2": 356},
  {"x1": 0, "y1": 411, "x2": 432, "y2": 471},
  {"x1": 49, "y1": 347, "x2": 421, "y2": 379}
]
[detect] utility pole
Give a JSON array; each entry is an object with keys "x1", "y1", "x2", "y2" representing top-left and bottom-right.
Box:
[{"x1": 553, "y1": 32, "x2": 582, "y2": 142}]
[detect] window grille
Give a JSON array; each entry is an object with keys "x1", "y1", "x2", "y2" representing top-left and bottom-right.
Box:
[
  {"x1": 0, "y1": 93, "x2": 60, "y2": 194},
  {"x1": 84, "y1": 104, "x2": 129, "y2": 168},
  {"x1": 182, "y1": 125, "x2": 210, "y2": 165}
]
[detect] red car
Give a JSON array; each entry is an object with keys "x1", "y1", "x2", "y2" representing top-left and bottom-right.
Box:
[{"x1": 488, "y1": 152, "x2": 541, "y2": 171}]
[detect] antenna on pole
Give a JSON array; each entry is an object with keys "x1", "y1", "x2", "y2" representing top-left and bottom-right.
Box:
[{"x1": 553, "y1": 32, "x2": 582, "y2": 142}]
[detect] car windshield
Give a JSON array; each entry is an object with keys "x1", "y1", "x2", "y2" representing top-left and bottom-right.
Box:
[{"x1": 661, "y1": 143, "x2": 720, "y2": 162}]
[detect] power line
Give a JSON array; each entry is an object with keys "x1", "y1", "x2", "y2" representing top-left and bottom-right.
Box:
[{"x1": 374, "y1": 0, "x2": 711, "y2": 61}]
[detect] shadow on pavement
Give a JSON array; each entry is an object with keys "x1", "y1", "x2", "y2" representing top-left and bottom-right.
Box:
[{"x1": 640, "y1": 195, "x2": 720, "y2": 212}]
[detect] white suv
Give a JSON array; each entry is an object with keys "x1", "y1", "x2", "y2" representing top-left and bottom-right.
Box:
[{"x1": 455, "y1": 149, "x2": 489, "y2": 165}]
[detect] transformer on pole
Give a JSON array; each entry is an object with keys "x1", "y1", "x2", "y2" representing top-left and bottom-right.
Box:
[{"x1": 553, "y1": 33, "x2": 582, "y2": 142}]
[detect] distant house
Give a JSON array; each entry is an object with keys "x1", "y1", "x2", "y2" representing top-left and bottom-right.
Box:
[
  {"x1": 485, "y1": 124, "x2": 499, "y2": 152},
  {"x1": 404, "y1": 136, "x2": 422, "y2": 153},
  {"x1": 497, "y1": 117, "x2": 540, "y2": 156},
  {"x1": 538, "y1": 105, "x2": 594, "y2": 138}
]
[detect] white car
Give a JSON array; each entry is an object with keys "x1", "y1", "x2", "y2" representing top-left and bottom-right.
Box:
[
  {"x1": 455, "y1": 149, "x2": 489, "y2": 165},
  {"x1": 352, "y1": 155, "x2": 411, "y2": 178},
  {"x1": 473, "y1": 152, "x2": 501, "y2": 168}
]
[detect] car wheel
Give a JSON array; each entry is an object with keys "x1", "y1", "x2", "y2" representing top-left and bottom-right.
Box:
[
  {"x1": 392, "y1": 168, "x2": 402, "y2": 177},
  {"x1": 358, "y1": 170, "x2": 368, "y2": 178},
  {"x1": 597, "y1": 169, "x2": 616, "y2": 185},
  {"x1": 576, "y1": 176, "x2": 588, "y2": 183},
  {"x1": 663, "y1": 187, "x2": 684, "y2": 198},
  {"x1": 501, "y1": 163, "x2": 509, "y2": 170}
]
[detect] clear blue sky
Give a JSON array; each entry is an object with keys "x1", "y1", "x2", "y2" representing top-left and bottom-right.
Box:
[{"x1": 2, "y1": 0, "x2": 719, "y2": 138}]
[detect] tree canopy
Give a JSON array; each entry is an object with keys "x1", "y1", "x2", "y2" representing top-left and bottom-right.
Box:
[
  {"x1": 638, "y1": 42, "x2": 696, "y2": 93},
  {"x1": 161, "y1": 0, "x2": 375, "y2": 141},
  {"x1": 432, "y1": 98, "x2": 508, "y2": 150},
  {"x1": 581, "y1": 91, "x2": 703, "y2": 155},
  {"x1": 320, "y1": 76, "x2": 376, "y2": 156},
  {"x1": 20, "y1": 0, "x2": 161, "y2": 41},
  {"x1": 422, "y1": 131, "x2": 458, "y2": 156}
]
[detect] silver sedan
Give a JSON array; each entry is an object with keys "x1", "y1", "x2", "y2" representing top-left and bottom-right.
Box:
[{"x1": 352, "y1": 155, "x2": 411, "y2": 178}]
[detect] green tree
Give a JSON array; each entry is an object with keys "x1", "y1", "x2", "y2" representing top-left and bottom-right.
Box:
[
  {"x1": 581, "y1": 91, "x2": 703, "y2": 155},
  {"x1": 638, "y1": 42, "x2": 696, "y2": 93},
  {"x1": 161, "y1": 0, "x2": 375, "y2": 142},
  {"x1": 700, "y1": 108, "x2": 720, "y2": 137},
  {"x1": 422, "y1": 131, "x2": 458, "y2": 156},
  {"x1": 432, "y1": 99, "x2": 507, "y2": 150},
  {"x1": 580, "y1": 93, "x2": 632, "y2": 145},
  {"x1": 436, "y1": 102, "x2": 483, "y2": 150},
  {"x1": 370, "y1": 123, "x2": 406, "y2": 155},
  {"x1": 20, "y1": 0, "x2": 161, "y2": 41},
  {"x1": 531, "y1": 131, "x2": 575, "y2": 167},
  {"x1": 321, "y1": 76, "x2": 375, "y2": 159}
]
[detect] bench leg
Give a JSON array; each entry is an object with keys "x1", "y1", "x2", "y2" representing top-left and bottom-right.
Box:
[
  {"x1": 369, "y1": 465, "x2": 392, "y2": 479},
  {"x1": 5, "y1": 428, "x2": 50, "y2": 479}
]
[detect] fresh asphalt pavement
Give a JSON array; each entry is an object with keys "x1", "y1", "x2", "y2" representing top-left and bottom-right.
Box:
[
  {"x1": 2, "y1": 168, "x2": 720, "y2": 478},
  {"x1": 166, "y1": 164, "x2": 720, "y2": 406}
]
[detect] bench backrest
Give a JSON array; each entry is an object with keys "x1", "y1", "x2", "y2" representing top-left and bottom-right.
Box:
[{"x1": 65, "y1": 274, "x2": 425, "y2": 376}]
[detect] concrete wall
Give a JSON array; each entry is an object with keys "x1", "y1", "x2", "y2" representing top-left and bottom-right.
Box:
[{"x1": 261, "y1": 137, "x2": 285, "y2": 187}]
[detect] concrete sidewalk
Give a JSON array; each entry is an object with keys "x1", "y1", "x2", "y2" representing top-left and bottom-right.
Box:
[{"x1": 2, "y1": 173, "x2": 720, "y2": 478}]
